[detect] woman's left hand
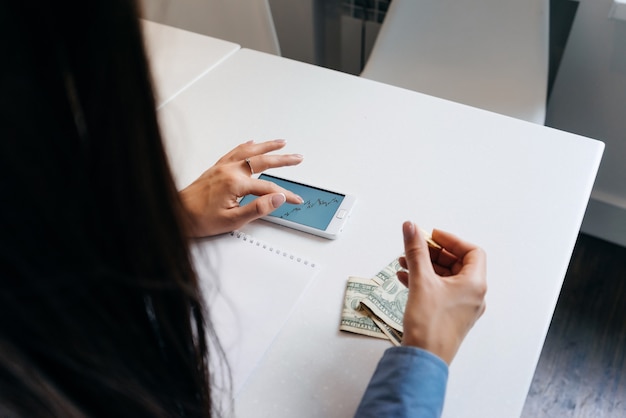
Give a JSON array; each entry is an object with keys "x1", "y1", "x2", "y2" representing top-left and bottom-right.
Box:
[{"x1": 179, "y1": 139, "x2": 304, "y2": 237}]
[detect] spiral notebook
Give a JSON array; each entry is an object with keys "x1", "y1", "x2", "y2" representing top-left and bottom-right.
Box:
[{"x1": 192, "y1": 231, "x2": 320, "y2": 397}]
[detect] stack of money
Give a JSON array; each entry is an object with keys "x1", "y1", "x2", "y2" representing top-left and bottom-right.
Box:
[
  {"x1": 339, "y1": 229, "x2": 441, "y2": 345},
  {"x1": 339, "y1": 258, "x2": 406, "y2": 346}
]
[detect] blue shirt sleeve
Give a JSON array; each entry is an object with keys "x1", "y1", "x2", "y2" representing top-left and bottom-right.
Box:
[{"x1": 354, "y1": 346, "x2": 449, "y2": 418}]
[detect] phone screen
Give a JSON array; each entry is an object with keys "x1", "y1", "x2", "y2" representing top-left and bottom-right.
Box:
[{"x1": 239, "y1": 174, "x2": 345, "y2": 230}]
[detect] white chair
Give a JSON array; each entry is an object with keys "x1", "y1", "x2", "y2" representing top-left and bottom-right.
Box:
[
  {"x1": 141, "y1": 0, "x2": 280, "y2": 55},
  {"x1": 361, "y1": 0, "x2": 549, "y2": 124}
]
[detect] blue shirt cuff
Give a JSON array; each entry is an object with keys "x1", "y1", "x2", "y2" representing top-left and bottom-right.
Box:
[{"x1": 354, "y1": 346, "x2": 449, "y2": 418}]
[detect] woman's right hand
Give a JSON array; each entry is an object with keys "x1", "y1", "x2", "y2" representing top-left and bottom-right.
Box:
[{"x1": 396, "y1": 222, "x2": 487, "y2": 365}]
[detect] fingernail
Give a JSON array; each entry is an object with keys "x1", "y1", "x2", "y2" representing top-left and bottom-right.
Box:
[
  {"x1": 245, "y1": 140, "x2": 254, "y2": 144},
  {"x1": 296, "y1": 195, "x2": 304, "y2": 204},
  {"x1": 403, "y1": 221, "x2": 416, "y2": 239},
  {"x1": 292, "y1": 154, "x2": 304, "y2": 160},
  {"x1": 271, "y1": 193, "x2": 286, "y2": 208},
  {"x1": 274, "y1": 139, "x2": 287, "y2": 144}
]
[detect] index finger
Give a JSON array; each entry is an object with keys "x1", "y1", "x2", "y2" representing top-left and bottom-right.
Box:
[
  {"x1": 432, "y1": 229, "x2": 480, "y2": 260},
  {"x1": 454, "y1": 246, "x2": 487, "y2": 278}
]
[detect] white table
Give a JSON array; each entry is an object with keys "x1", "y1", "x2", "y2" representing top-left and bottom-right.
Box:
[
  {"x1": 157, "y1": 48, "x2": 604, "y2": 417},
  {"x1": 141, "y1": 20, "x2": 239, "y2": 108}
]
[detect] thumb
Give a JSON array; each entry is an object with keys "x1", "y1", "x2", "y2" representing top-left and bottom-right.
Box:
[
  {"x1": 236, "y1": 193, "x2": 286, "y2": 224},
  {"x1": 402, "y1": 221, "x2": 435, "y2": 283}
]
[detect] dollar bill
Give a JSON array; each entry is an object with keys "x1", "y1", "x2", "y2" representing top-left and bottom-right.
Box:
[
  {"x1": 340, "y1": 231, "x2": 442, "y2": 345},
  {"x1": 362, "y1": 305, "x2": 403, "y2": 346},
  {"x1": 339, "y1": 277, "x2": 389, "y2": 340},
  {"x1": 361, "y1": 257, "x2": 407, "y2": 333}
]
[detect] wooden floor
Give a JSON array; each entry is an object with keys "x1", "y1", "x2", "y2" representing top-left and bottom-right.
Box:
[{"x1": 521, "y1": 233, "x2": 626, "y2": 417}]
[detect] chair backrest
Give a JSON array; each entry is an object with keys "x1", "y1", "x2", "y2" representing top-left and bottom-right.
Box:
[
  {"x1": 361, "y1": 0, "x2": 549, "y2": 124},
  {"x1": 141, "y1": 0, "x2": 280, "y2": 55}
]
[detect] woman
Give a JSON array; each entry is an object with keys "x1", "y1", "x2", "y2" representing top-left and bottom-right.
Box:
[{"x1": 0, "y1": 1, "x2": 486, "y2": 417}]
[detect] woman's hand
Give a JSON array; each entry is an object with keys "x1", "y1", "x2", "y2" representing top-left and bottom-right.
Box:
[
  {"x1": 180, "y1": 139, "x2": 304, "y2": 237},
  {"x1": 397, "y1": 222, "x2": 487, "y2": 365}
]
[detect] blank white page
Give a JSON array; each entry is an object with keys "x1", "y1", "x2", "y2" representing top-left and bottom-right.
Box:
[{"x1": 192, "y1": 231, "x2": 320, "y2": 397}]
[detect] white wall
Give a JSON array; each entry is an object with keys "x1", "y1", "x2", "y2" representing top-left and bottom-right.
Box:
[{"x1": 547, "y1": 0, "x2": 626, "y2": 246}]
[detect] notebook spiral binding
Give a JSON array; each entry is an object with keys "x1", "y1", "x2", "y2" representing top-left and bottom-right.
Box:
[{"x1": 230, "y1": 231, "x2": 316, "y2": 268}]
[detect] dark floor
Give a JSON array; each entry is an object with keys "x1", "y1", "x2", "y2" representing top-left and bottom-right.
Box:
[{"x1": 521, "y1": 233, "x2": 626, "y2": 417}]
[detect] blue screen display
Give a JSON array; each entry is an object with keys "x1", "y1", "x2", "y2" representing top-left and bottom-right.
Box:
[{"x1": 239, "y1": 174, "x2": 345, "y2": 230}]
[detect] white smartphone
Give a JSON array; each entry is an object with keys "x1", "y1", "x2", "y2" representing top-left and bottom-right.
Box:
[{"x1": 238, "y1": 173, "x2": 356, "y2": 239}]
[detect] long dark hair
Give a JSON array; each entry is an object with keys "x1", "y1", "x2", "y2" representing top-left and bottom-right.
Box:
[{"x1": 0, "y1": 1, "x2": 217, "y2": 416}]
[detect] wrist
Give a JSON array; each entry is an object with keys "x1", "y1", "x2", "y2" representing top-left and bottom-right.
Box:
[{"x1": 401, "y1": 331, "x2": 454, "y2": 365}]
